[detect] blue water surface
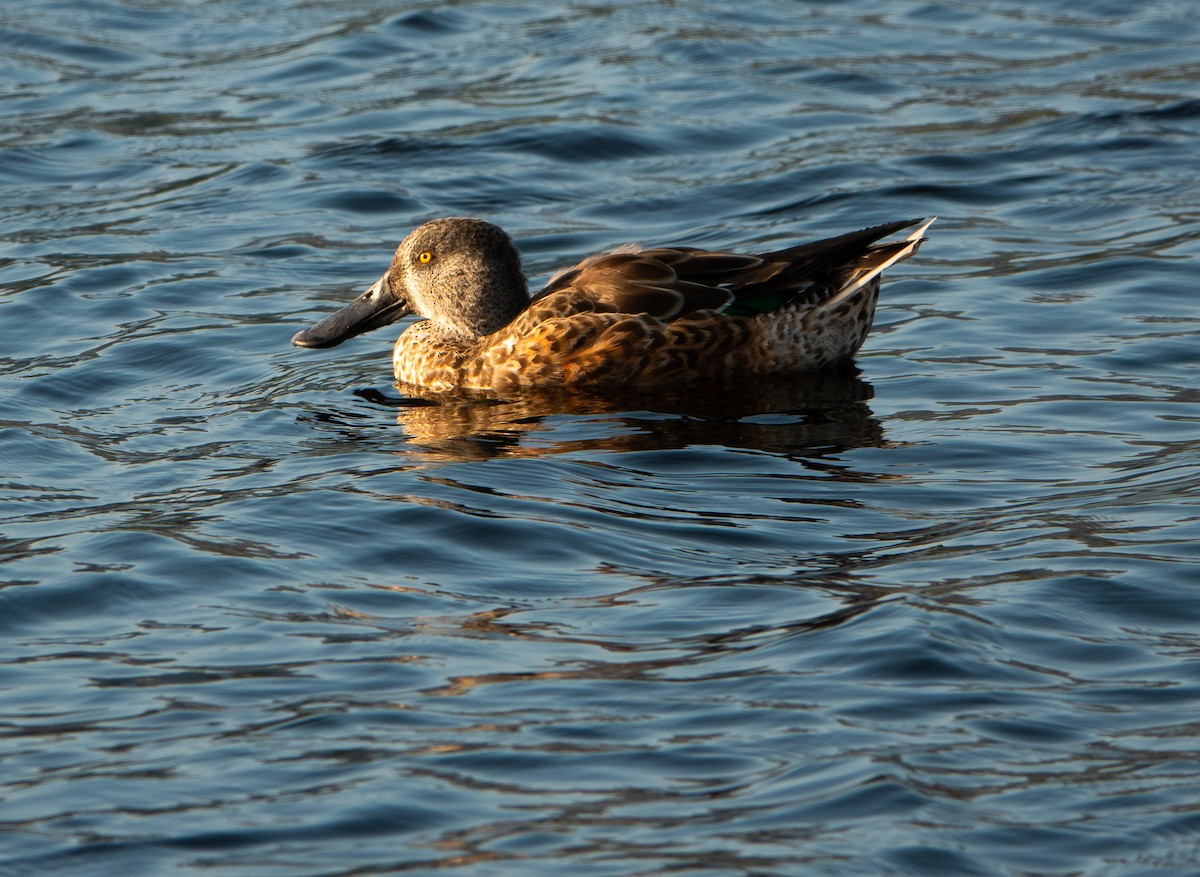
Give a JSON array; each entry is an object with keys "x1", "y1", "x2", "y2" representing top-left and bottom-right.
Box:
[{"x1": 2, "y1": 1, "x2": 1199, "y2": 874}]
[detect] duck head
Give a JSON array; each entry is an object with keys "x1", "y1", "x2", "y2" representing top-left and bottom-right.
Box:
[{"x1": 291, "y1": 217, "x2": 530, "y2": 349}]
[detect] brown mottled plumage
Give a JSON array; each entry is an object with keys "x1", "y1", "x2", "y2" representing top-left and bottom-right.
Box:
[{"x1": 292, "y1": 216, "x2": 934, "y2": 392}]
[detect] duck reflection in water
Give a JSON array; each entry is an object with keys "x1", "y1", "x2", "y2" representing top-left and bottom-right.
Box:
[{"x1": 336, "y1": 365, "x2": 889, "y2": 466}]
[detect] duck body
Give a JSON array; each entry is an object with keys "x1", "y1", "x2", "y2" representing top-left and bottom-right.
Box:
[{"x1": 292, "y1": 216, "x2": 933, "y2": 393}]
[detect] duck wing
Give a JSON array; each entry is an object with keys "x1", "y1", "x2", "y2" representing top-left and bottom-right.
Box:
[
  {"x1": 536, "y1": 250, "x2": 737, "y2": 319},
  {"x1": 535, "y1": 218, "x2": 930, "y2": 321}
]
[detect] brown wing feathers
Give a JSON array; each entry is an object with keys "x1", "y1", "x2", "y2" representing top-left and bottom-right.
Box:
[
  {"x1": 539, "y1": 218, "x2": 923, "y2": 322},
  {"x1": 542, "y1": 251, "x2": 734, "y2": 319}
]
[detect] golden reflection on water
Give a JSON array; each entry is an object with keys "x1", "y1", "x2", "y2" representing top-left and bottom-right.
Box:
[
  {"x1": 374, "y1": 366, "x2": 891, "y2": 464},
  {"x1": 411, "y1": 580, "x2": 889, "y2": 699}
]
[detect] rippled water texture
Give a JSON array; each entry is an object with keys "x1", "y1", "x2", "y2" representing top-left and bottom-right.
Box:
[{"x1": 3, "y1": 1, "x2": 1200, "y2": 874}]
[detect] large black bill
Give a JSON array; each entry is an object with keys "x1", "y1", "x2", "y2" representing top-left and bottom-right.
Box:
[{"x1": 291, "y1": 277, "x2": 412, "y2": 349}]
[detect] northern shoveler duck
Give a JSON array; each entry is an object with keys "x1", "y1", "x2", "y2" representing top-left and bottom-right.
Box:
[{"x1": 292, "y1": 216, "x2": 934, "y2": 392}]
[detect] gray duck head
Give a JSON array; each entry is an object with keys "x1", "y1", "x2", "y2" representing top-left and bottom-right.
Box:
[{"x1": 292, "y1": 217, "x2": 530, "y2": 349}]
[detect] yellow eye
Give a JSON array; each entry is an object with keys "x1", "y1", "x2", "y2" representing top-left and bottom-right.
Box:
[{"x1": 417, "y1": 251, "x2": 433, "y2": 264}]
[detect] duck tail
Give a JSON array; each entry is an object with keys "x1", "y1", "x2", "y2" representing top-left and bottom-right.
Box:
[{"x1": 816, "y1": 216, "x2": 936, "y2": 311}]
